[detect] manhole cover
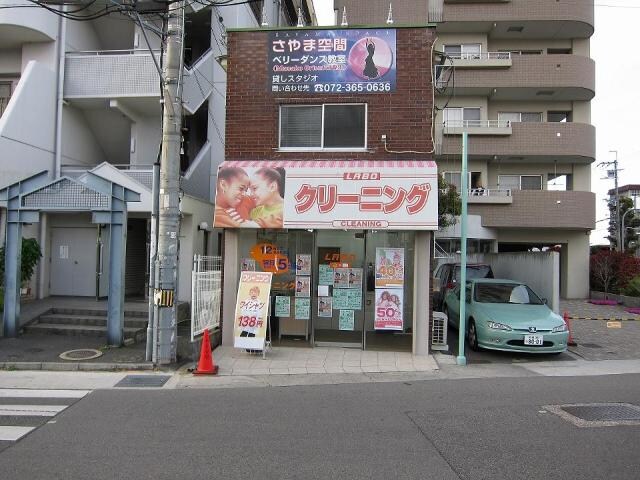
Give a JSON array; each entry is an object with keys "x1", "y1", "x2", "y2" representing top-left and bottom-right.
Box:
[
  {"x1": 561, "y1": 404, "x2": 640, "y2": 422},
  {"x1": 544, "y1": 403, "x2": 640, "y2": 427},
  {"x1": 580, "y1": 343, "x2": 602, "y2": 349},
  {"x1": 115, "y1": 375, "x2": 171, "y2": 388},
  {"x1": 59, "y1": 349, "x2": 103, "y2": 361}
]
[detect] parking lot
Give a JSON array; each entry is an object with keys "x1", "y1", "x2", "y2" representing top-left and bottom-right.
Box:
[{"x1": 442, "y1": 299, "x2": 640, "y2": 364}]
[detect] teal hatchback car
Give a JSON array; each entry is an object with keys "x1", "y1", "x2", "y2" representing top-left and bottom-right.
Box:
[{"x1": 443, "y1": 278, "x2": 569, "y2": 353}]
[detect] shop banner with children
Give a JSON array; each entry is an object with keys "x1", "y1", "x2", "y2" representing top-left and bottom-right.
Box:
[
  {"x1": 213, "y1": 161, "x2": 438, "y2": 230},
  {"x1": 233, "y1": 271, "x2": 273, "y2": 350}
]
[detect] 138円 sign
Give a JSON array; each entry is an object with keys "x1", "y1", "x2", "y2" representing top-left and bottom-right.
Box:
[{"x1": 269, "y1": 29, "x2": 396, "y2": 94}]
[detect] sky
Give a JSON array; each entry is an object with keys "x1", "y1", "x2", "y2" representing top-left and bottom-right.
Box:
[{"x1": 312, "y1": 0, "x2": 640, "y2": 245}]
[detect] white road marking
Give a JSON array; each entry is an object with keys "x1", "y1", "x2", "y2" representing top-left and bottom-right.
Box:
[
  {"x1": 0, "y1": 389, "x2": 90, "y2": 399},
  {"x1": 0, "y1": 405, "x2": 68, "y2": 416},
  {"x1": 0, "y1": 426, "x2": 36, "y2": 441}
]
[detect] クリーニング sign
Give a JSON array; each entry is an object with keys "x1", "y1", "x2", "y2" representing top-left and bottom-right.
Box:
[{"x1": 213, "y1": 161, "x2": 438, "y2": 230}]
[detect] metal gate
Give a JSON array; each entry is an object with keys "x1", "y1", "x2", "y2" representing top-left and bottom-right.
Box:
[{"x1": 191, "y1": 255, "x2": 222, "y2": 341}]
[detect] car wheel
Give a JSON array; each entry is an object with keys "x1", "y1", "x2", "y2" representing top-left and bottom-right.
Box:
[{"x1": 467, "y1": 320, "x2": 479, "y2": 351}]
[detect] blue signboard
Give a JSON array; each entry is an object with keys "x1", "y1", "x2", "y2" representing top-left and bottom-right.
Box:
[{"x1": 269, "y1": 29, "x2": 397, "y2": 94}]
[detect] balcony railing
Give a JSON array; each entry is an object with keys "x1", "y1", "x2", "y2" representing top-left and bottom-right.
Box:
[
  {"x1": 65, "y1": 49, "x2": 161, "y2": 98},
  {"x1": 444, "y1": 120, "x2": 510, "y2": 129},
  {"x1": 469, "y1": 188, "x2": 511, "y2": 197},
  {"x1": 445, "y1": 52, "x2": 511, "y2": 60}
]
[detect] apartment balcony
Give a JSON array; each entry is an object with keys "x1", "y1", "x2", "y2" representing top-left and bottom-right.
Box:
[
  {"x1": 467, "y1": 188, "x2": 513, "y2": 204},
  {"x1": 442, "y1": 119, "x2": 512, "y2": 136},
  {"x1": 447, "y1": 51, "x2": 512, "y2": 69},
  {"x1": 439, "y1": 0, "x2": 594, "y2": 39},
  {"x1": 437, "y1": 54, "x2": 594, "y2": 101},
  {"x1": 64, "y1": 50, "x2": 161, "y2": 113},
  {"x1": 438, "y1": 122, "x2": 595, "y2": 164},
  {"x1": 64, "y1": 48, "x2": 215, "y2": 115},
  {"x1": 0, "y1": 0, "x2": 57, "y2": 48},
  {"x1": 468, "y1": 190, "x2": 595, "y2": 230}
]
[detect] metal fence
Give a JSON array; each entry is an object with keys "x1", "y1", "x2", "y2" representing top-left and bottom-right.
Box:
[{"x1": 191, "y1": 255, "x2": 223, "y2": 341}]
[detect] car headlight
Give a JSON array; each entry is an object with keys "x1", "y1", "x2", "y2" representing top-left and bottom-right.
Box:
[
  {"x1": 487, "y1": 321, "x2": 512, "y2": 331},
  {"x1": 552, "y1": 323, "x2": 568, "y2": 333}
]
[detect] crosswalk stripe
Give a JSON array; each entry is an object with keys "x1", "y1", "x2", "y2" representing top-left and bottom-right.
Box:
[
  {"x1": 0, "y1": 426, "x2": 37, "y2": 441},
  {"x1": 0, "y1": 389, "x2": 90, "y2": 399},
  {"x1": 0, "y1": 405, "x2": 68, "y2": 416}
]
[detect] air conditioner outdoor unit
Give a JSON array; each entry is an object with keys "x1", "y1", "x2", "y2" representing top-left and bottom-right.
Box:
[{"x1": 431, "y1": 311, "x2": 448, "y2": 351}]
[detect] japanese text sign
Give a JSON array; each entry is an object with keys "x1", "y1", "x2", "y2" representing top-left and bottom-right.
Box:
[
  {"x1": 214, "y1": 161, "x2": 438, "y2": 230},
  {"x1": 233, "y1": 271, "x2": 273, "y2": 350},
  {"x1": 269, "y1": 29, "x2": 396, "y2": 94}
]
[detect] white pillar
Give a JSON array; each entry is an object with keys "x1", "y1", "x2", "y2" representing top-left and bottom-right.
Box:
[
  {"x1": 222, "y1": 230, "x2": 240, "y2": 346},
  {"x1": 412, "y1": 231, "x2": 432, "y2": 355},
  {"x1": 37, "y1": 213, "x2": 48, "y2": 299}
]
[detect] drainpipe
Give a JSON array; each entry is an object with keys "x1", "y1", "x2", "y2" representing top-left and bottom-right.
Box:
[{"x1": 54, "y1": 7, "x2": 66, "y2": 179}]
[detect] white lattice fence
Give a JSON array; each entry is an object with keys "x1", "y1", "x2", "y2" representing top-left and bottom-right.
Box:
[{"x1": 191, "y1": 255, "x2": 223, "y2": 341}]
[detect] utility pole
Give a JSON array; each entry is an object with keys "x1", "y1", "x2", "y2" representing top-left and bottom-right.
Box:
[
  {"x1": 598, "y1": 150, "x2": 621, "y2": 251},
  {"x1": 153, "y1": 1, "x2": 185, "y2": 364}
]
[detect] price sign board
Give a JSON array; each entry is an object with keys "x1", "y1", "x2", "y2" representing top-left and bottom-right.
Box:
[{"x1": 233, "y1": 272, "x2": 273, "y2": 350}]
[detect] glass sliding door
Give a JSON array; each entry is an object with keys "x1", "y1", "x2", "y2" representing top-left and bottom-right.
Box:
[{"x1": 313, "y1": 230, "x2": 365, "y2": 347}]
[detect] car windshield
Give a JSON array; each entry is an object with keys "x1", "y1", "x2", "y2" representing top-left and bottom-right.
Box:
[
  {"x1": 474, "y1": 283, "x2": 544, "y2": 305},
  {"x1": 454, "y1": 265, "x2": 491, "y2": 282}
]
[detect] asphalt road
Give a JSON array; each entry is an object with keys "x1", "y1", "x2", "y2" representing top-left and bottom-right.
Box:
[{"x1": 0, "y1": 374, "x2": 638, "y2": 480}]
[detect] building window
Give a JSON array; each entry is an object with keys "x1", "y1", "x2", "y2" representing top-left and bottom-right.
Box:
[
  {"x1": 498, "y1": 112, "x2": 543, "y2": 124},
  {"x1": 444, "y1": 44, "x2": 482, "y2": 59},
  {"x1": 443, "y1": 171, "x2": 482, "y2": 191},
  {"x1": 548, "y1": 111, "x2": 572, "y2": 123},
  {"x1": 0, "y1": 83, "x2": 11, "y2": 118},
  {"x1": 279, "y1": 104, "x2": 367, "y2": 150},
  {"x1": 499, "y1": 49, "x2": 542, "y2": 56},
  {"x1": 498, "y1": 175, "x2": 542, "y2": 191},
  {"x1": 443, "y1": 107, "x2": 481, "y2": 128}
]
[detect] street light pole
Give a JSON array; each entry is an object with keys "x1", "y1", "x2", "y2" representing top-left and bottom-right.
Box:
[{"x1": 457, "y1": 132, "x2": 469, "y2": 366}]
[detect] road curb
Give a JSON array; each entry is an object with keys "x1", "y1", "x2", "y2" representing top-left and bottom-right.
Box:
[
  {"x1": 0, "y1": 361, "x2": 159, "y2": 372},
  {"x1": 569, "y1": 317, "x2": 640, "y2": 321}
]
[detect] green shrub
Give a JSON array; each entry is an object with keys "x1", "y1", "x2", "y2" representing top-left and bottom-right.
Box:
[
  {"x1": 0, "y1": 237, "x2": 42, "y2": 285},
  {"x1": 622, "y1": 276, "x2": 640, "y2": 297}
]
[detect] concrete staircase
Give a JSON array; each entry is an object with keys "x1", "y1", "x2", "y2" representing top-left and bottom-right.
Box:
[{"x1": 23, "y1": 307, "x2": 148, "y2": 343}]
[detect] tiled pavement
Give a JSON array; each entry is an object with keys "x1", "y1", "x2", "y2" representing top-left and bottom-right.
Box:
[
  {"x1": 560, "y1": 299, "x2": 640, "y2": 361},
  {"x1": 212, "y1": 346, "x2": 438, "y2": 376}
]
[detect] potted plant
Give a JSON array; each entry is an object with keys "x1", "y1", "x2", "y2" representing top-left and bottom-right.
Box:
[{"x1": 0, "y1": 238, "x2": 42, "y2": 298}]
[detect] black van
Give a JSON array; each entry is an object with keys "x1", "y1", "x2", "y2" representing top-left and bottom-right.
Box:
[{"x1": 433, "y1": 263, "x2": 494, "y2": 311}]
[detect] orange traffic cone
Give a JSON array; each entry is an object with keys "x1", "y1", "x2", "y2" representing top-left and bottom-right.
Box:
[
  {"x1": 193, "y1": 329, "x2": 219, "y2": 375},
  {"x1": 564, "y1": 311, "x2": 577, "y2": 347}
]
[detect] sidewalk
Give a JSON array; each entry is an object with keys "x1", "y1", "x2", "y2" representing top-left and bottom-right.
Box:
[{"x1": 560, "y1": 299, "x2": 640, "y2": 361}]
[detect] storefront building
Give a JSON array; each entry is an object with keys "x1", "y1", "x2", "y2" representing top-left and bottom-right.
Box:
[{"x1": 218, "y1": 25, "x2": 438, "y2": 354}]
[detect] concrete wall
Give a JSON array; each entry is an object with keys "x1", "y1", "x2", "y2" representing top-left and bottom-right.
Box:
[
  {"x1": 0, "y1": 48, "x2": 21, "y2": 74},
  {"x1": 65, "y1": 18, "x2": 100, "y2": 52},
  {"x1": 497, "y1": 229, "x2": 590, "y2": 299},
  {"x1": 130, "y1": 116, "x2": 161, "y2": 165},
  {"x1": 446, "y1": 251, "x2": 560, "y2": 313},
  {"x1": 0, "y1": 61, "x2": 56, "y2": 188},
  {"x1": 61, "y1": 105, "x2": 106, "y2": 166},
  {"x1": 178, "y1": 195, "x2": 216, "y2": 302}
]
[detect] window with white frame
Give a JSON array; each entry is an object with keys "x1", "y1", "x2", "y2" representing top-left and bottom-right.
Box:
[
  {"x1": 279, "y1": 104, "x2": 366, "y2": 150},
  {"x1": 498, "y1": 112, "x2": 543, "y2": 124},
  {"x1": 444, "y1": 44, "x2": 482, "y2": 59},
  {"x1": 498, "y1": 175, "x2": 542, "y2": 190},
  {"x1": 443, "y1": 107, "x2": 481, "y2": 128},
  {"x1": 443, "y1": 171, "x2": 482, "y2": 191}
]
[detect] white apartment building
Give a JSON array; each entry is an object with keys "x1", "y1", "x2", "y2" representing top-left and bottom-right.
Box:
[
  {"x1": 0, "y1": 0, "x2": 315, "y2": 302},
  {"x1": 334, "y1": 0, "x2": 596, "y2": 299}
]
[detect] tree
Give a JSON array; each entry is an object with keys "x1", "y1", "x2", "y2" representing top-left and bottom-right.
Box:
[
  {"x1": 590, "y1": 250, "x2": 640, "y2": 296},
  {"x1": 438, "y1": 176, "x2": 462, "y2": 229},
  {"x1": 607, "y1": 196, "x2": 640, "y2": 252}
]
